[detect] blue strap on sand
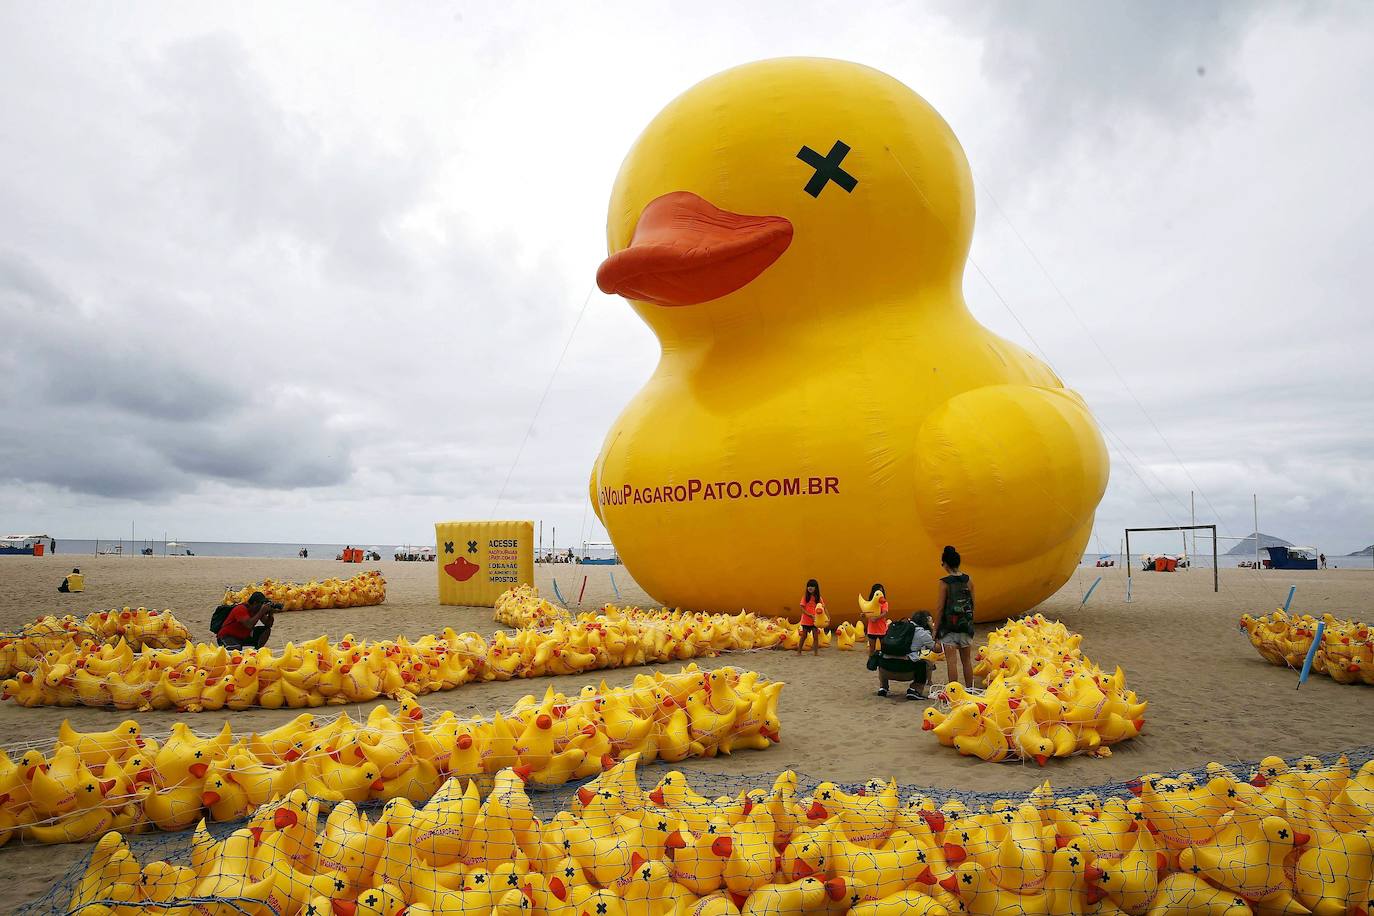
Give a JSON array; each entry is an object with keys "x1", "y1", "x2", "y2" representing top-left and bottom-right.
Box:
[
  {"x1": 1297, "y1": 620, "x2": 1325, "y2": 689},
  {"x1": 1283, "y1": 584, "x2": 1296, "y2": 614},
  {"x1": 552, "y1": 579, "x2": 567, "y2": 606},
  {"x1": 609, "y1": 569, "x2": 621, "y2": 599},
  {"x1": 1080, "y1": 576, "x2": 1102, "y2": 607}
]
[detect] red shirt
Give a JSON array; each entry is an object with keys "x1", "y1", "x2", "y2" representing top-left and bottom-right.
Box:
[
  {"x1": 219, "y1": 604, "x2": 253, "y2": 639},
  {"x1": 800, "y1": 597, "x2": 820, "y2": 626},
  {"x1": 865, "y1": 598, "x2": 890, "y2": 636}
]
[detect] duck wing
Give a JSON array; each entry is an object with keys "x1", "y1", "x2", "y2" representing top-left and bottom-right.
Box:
[{"x1": 913, "y1": 384, "x2": 1108, "y2": 565}]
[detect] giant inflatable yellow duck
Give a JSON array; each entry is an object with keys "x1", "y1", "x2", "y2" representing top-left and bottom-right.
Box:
[{"x1": 590, "y1": 58, "x2": 1108, "y2": 623}]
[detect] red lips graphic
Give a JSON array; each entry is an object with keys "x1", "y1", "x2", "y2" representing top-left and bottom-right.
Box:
[{"x1": 445, "y1": 556, "x2": 480, "y2": 582}]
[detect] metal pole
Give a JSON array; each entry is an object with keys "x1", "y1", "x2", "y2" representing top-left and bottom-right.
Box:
[
  {"x1": 1211, "y1": 525, "x2": 1218, "y2": 592},
  {"x1": 1125, "y1": 529, "x2": 1132, "y2": 586},
  {"x1": 1254, "y1": 494, "x2": 1260, "y2": 569},
  {"x1": 1190, "y1": 491, "x2": 1196, "y2": 560}
]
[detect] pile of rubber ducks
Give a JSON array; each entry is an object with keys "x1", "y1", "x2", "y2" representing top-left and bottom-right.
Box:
[
  {"x1": 921, "y1": 614, "x2": 1148, "y2": 764},
  {"x1": 223, "y1": 570, "x2": 386, "y2": 611},
  {"x1": 1240, "y1": 609, "x2": 1373, "y2": 685},
  {"x1": 494, "y1": 585, "x2": 571, "y2": 628},
  {"x1": 6, "y1": 605, "x2": 799, "y2": 712},
  {"x1": 0, "y1": 587, "x2": 848, "y2": 712},
  {"x1": 494, "y1": 586, "x2": 860, "y2": 651},
  {"x1": 2, "y1": 664, "x2": 782, "y2": 846},
  {"x1": 69, "y1": 749, "x2": 1374, "y2": 916},
  {"x1": 0, "y1": 608, "x2": 190, "y2": 678}
]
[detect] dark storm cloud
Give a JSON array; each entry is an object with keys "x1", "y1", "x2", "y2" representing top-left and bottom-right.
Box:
[
  {"x1": 0, "y1": 250, "x2": 353, "y2": 498},
  {"x1": 936, "y1": 1, "x2": 1278, "y2": 140},
  {"x1": 0, "y1": 250, "x2": 240, "y2": 422}
]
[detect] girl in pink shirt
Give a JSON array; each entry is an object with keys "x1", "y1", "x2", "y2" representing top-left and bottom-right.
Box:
[
  {"x1": 863, "y1": 582, "x2": 890, "y2": 652},
  {"x1": 797, "y1": 578, "x2": 824, "y2": 656}
]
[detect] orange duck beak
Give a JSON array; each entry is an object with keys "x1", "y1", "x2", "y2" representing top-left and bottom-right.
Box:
[{"x1": 596, "y1": 191, "x2": 792, "y2": 307}]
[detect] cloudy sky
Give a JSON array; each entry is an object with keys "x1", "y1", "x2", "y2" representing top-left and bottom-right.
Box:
[{"x1": 2, "y1": 2, "x2": 1371, "y2": 555}]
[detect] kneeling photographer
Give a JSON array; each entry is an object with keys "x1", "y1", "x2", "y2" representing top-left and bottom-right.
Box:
[{"x1": 212, "y1": 591, "x2": 280, "y2": 649}]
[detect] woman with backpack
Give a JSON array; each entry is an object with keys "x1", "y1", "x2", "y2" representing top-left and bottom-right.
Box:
[{"x1": 933, "y1": 545, "x2": 976, "y2": 688}]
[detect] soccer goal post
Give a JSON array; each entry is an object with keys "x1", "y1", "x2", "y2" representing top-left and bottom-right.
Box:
[{"x1": 1124, "y1": 524, "x2": 1218, "y2": 592}]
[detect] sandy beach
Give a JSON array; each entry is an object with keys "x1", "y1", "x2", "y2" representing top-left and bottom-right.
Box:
[{"x1": 2, "y1": 555, "x2": 1371, "y2": 910}]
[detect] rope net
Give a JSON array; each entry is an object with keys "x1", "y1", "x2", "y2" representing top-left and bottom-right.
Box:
[
  {"x1": 1240, "y1": 609, "x2": 1374, "y2": 685},
  {"x1": 920, "y1": 614, "x2": 1148, "y2": 764},
  {"x1": 221, "y1": 572, "x2": 387, "y2": 613},
  {"x1": 0, "y1": 588, "x2": 844, "y2": 713},
  {"x1": 0, "y1": 665, "x2": 781, "y2": 847},
  {"x1": 27, "y1": 744, "x2": 1374, "y2": 916},
  {"x1": 1, "y1": 610, "x2": 192, "y2": 678}
]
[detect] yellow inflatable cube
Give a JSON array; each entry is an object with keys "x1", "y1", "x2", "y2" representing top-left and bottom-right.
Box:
[{"x1": 435, "y1": 520, "x2": 534, "y2": 607}]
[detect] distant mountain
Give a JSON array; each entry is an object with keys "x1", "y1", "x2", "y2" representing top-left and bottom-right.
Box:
[
  {"x1": 1226, "y1": 532, "x2": 1294, "y2": 556},
  {"x1": 1347, "y1": 545, "x2": 1374, "y2": 557}
]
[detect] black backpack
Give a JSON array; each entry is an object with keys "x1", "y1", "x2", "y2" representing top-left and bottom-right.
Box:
[
  {"x1": 942, "y1": 574, "x2": 975, "y2": 635},
  {"x1": 881, "y1": 618, "x2": 916, "y2": 656},
  {"x1": 209, "y1": 604, "x2": 236, "y2": 635}
]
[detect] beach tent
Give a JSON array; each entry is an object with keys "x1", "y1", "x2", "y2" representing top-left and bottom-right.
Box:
[{"x1": 0, "y1": 534, "x2": 52, "y2": 556}]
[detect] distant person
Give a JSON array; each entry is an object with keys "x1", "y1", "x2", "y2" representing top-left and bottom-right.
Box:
[
  {"x1": 797, "y1": 578, "x2": 825, "y2": 656},
  {"x1": 50, "y1": 538, "x2": 57, "y2": 554},
  {"x1": 1319, "y1": 553, "x2": 1327, "y2": 569},
  {"x1": 213, "y1": 591, "x2": 278, "y2": 649},
  {"x1": 933, "y1": 545, "x2": 975, "y2": 688},
  {"x1": 57, "y1": 568, "x2": 84, "y2": 593}
]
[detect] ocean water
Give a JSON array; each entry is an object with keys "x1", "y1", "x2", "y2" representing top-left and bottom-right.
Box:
[
  {"x1": 39, "y1": 539, "x2": 618, "y2": 560},
  {"x1": 1081, "y1": 553, "x2": 1371, "y2": 569},
  {"x1": 42, "y1": 540, "x2": 386, "y2": 559}
]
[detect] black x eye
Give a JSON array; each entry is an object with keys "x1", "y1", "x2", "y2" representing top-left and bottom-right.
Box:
[{"x1": 797, "y1": 141, "x2": 857, "y2": 198}]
